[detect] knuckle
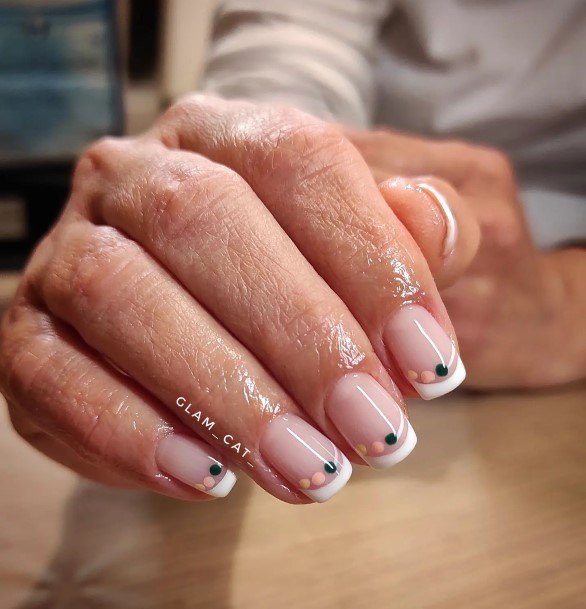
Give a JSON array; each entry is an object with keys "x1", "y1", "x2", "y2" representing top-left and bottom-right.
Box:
[
  {"x1": 157, "y1": 103, "x2": 187, "y2": 137},
  {"x1": 448, "y1": 140, "x2": 515, "y2": 185},
  {"x1": 83, "y1": 136, "x2": 128, "y2": 171},
  {"x1": 480, "y1": 207, "x2": 524, "y2": 250},
  {"x1": 69, "y1": 228, "x2": 137, "y2": 314},
  {"x1": 77, "y1": 391, "x2": 135, "y2": 464},
  {"x1": 156, "y1": 94, "x2": 208, "y2": 144},
  {"x1": 41, "y1": 223, "x2": 138, "y2": 318},
  {"x1": 163, "y1": 93, "x2": 201, "y2": 121},
  {"x1": 475, "y1": 147, "x2": 515, "y2": 182},
  {"x1": 71, "y1": 137, "x2": 131, "y2": 204},
  {"x1": 277, "y1": 295, "x2": 363, "y2": 368},
  {"x1": 71, "y1": 154, "x2": 97, "y2": 192},
  {"x1": 0, "y1": 305, "x2": 58, "y2": 404},
  {"x1": 270, "y1": 109, "x2": 347, "y2": 156},
  {"x1": 148, "y1": 162, "x2": 247, "y2": 245},
  {"x1": 254, "y1": 109, "x2": 356, "y2": 183},
  {"x1": 283, "y1": 295, "x2": 340, "y2": 341},
  {"x1": 83, "y1": 136, "x2": 127, "y2": 167}
]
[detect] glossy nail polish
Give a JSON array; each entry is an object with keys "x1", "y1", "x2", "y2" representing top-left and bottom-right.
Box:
[
  {"x1": 384, "y1": 305, "x2": 466, "y2": 400},
  {"x1": 326, "y1": 373, "x2": 416, "y2": 468},
  {"x1": 260, "y1": 414, "x2": 352, "y2": 502},
  {"x1": 156, "y1": 434, "x2": 237, "y2": 498},
  {"x1": 416, "y1": 181, "x2": 457, "y2": 257}
]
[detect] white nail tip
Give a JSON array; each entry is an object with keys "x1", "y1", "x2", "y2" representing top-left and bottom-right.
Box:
[
  {"x1": 416, "y1": 182, "x2": 458, "y2": 257},
  {"x1": 304, "y1": 454, "x2": 353, "y2": 503},
  {"x1": 366, "y1": 423, "x2": 418, "y2": 469},
  {"x1": 413, "y1": 357, "x2": 466, "y2": 400},
  {"x1": 207, "y1": 469, "x2": 237, "y2": 498}
]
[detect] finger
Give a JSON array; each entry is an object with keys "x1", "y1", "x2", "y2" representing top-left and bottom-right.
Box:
[
  {"x1": 153, "y1": 96, "x2": 466, "y2": 400},
  {"x1": 344, "y1": 127, "x2": 501, "y2": 191},
  {"x1": 0, "y1": 300, "x2": 236, "y2": 500},
  {"x1": 8, "y1": 401, "x2": 141, "y2": 488},
  {"x1": 377, "y1": 176, "x2": 480, "y2": 288},
  {"x1": 82, "y1": 138, "x2": 416, "y2": 470},
  {"x1": 33, "y1": 221, "x2": 354, "y2": 503}
]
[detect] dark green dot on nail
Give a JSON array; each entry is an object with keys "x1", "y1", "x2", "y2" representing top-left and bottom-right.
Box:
[
  {"x1": 435, "y1": 363, "x2": 449, "y2": 377},
  {"x1": 324, "y1": 461, "x2": 337, "y2": 474},
  {"x1": 385, "y1": 432, "x2": 398, "y2": 445},
  {"x1": 209, "y1": 464, "x2": 222, "y2": 476}
]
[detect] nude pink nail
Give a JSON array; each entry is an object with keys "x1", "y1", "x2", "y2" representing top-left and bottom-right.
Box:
[
  {"x1": 326, "y1": 373, "x2": 417, "y2": 468},
  {"x1": 156, "y1": 434, "x2": 237, "y2": 497},
  {"x1": 384, "y1": 305, "x2": 466, "y2": 399},
  {"x1": 260, "y1": 414, "x2": 352, "y2": 502}
]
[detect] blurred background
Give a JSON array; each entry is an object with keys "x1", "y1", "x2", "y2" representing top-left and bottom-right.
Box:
[
  {"x1": 0, "y1": 2, "x2": 585, "y2": 609},
  {"x1": 0, "y1": 0, "x2": 214, "y2": 273}
]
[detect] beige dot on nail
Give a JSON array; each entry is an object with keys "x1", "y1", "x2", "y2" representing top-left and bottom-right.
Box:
[
  {"x1": 372, "y1": 441, "x2": 385, "y2": 454},
  {"x1": 407, "y1": 370, "x2": 418, "y2": 380},
  {"x1": 299, "y1": 478, "x2": 311, "y2": 489},
  {"x1": 356, "y1": 443, "x2": 367, "y2": 455},
  {"x1": 312, "y1": 472, "x2": 326, "y2": 486},
  {"x1": 194, "y1": 483, "x2": 206, "y2": 492},
  {"x1": 203, "y1": 476, "x2": 216, "y2": 489},
  {"x1": 421, "y1": 370, "x2": 436, "y2": 383}
]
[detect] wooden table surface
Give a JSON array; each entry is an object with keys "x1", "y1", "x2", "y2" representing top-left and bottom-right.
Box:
[{"x1": 0, "y1": 273, "x2": 585, "y2": 609}]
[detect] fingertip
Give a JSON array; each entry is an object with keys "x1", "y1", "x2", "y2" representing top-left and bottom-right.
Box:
[
  {"x1": 378, "y1": 176, "x2": 480, "y2": 288},
  {"x1": 156, "y1": 434, "x2": 238, "y2": 499},
  {"x1": 207, "y1": 468, "x2": 238, "y2": 498}
]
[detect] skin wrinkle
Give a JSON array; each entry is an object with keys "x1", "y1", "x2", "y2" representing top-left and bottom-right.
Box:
[
  {"x1": 164, "y1": 103, "x2": 431, "y2": 410},
  {"x1": 176, "y1": 316, "x2": 279, "y2": 429},
  {"x1": 9, "y1": 340, "x2": 63, "y2": 417},
  {"x1": 6, "y1": 97, "x2": 455, "y2": 503},
  {"x1": 332, "y1": 324, "x2": 365, "y2": 369},
  {"x1": 63, "y1": 230, "x2": 140, "y2": 314},
  {"x1": 116, "y1": 152, "x2": 304, "y2": 352},
  {"x1": 150, "y1": 177, "x2": 226, "y2": 252},
  {"x1": 13, "y1": 341, "x2": 119, "y2": 466},
  {"x1": 5, "y1": 90, "x2": 581, "y2": 502},
  {"x1": 57, "y1": 232, "x2": 189, "y2": 398},
  {"x1": 238, "y1": 122, "x2": 424, "y2": 305},
  {"x1": 93, "y1": 251, "x2": 279, "y2": 446},
  {"x1": 79, "y1": 385, "x2": 134, "y2": 466},
  {"x1": 162, "y1": 98, "x2": 428, "y2": 323},
  {"x1": 260, "y1": 111, "x2": 342, "y2": 158},
  {"x1": 28, "y1": 333, "x2": 161, "y2": 477},
  {"x1": 172, "y1": 175, "x2": 351, "y2": 384},
  {"x1": 328, "y1": 211, "x2": 422, "y2": 302}
]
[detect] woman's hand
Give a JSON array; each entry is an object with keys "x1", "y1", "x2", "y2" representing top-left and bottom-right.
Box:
[
  {"x1": 347, "y1": 128, "x2": 586, "y2": 389},
  {"x1": 0, "y1": 96, "x2": 470, "y2": 503}
]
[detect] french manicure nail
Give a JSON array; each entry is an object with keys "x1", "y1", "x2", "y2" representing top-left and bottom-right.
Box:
[
  {"x1": 415, "y1": 181, "x2": 457, "y2": 257},
  {"x1": 260, "y1": 414, "x2": 352, "y2": 503},
  {"x1": 156, "y1": 434, "x2": 237, "y2": 498},
  {"x1": 326, "y1": 373, "x2": 417, "y2": 468},
  {"x1": 384, "y1": 305, "x2": 466, "y2": 400}
]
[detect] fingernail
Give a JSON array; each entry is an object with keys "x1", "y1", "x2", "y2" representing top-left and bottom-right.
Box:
[
  {"x1": 384, "y1": 305, "x2": 466, "y2": 400},
  {"x1": 260, "y1": 414, "x2": 352, "y2": 503},
  {"x1": 326, "y1": 373, "x2": 417, "y2": 468},
  {"x1": 415, "y1": 181, "x2": 457, "y2": 257},
  {"x1": 156, "y1": 434, "x2": 237, "y2": 498}
]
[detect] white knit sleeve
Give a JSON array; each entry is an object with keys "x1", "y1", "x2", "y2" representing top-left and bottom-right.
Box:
[{"x1": 201, "y1": 0, "x2": 393, "y2": 127}]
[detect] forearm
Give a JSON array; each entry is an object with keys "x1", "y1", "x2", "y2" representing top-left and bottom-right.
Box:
[{"x1": 201, "y1": 0, "x2": 393, "y2": 126}]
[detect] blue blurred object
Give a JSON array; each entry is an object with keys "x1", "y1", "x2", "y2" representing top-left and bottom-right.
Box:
[{"x1": 0, "y1": 0, "x2": 123, "y2": 164}]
